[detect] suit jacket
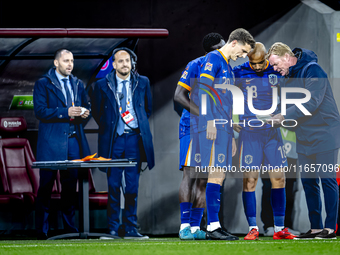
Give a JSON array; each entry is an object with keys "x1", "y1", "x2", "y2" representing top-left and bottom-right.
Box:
[
  {"x1": 33, "y1": 68, "x2": 91, "y2": 161},
  {"x1": 282, "y1": 48, "x2": 340, "y2": 155},
  {"x1": 92, "y1": 70, "x2": 155, "y2": 170}
]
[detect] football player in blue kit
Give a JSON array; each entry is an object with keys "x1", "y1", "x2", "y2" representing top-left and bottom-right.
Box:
[
  {"x1": 198, "y1": 28, "x2": 255, "y2": 240},
  {"x1": 174, "y1": 33, "x2": 225, "y2": 240},
  {"x1": 232, "y1": 42, "x2": 296, "y2": 240}
]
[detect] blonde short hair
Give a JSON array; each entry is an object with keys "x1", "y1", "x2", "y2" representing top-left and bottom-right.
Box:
[{"x1": 266, "y1": 42, "x2": 294, "y2": 59}]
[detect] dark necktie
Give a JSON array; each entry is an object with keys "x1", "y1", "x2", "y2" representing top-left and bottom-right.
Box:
[
  {"x1": 62, "y1": 78, "x2": 72, "y2": 108},
  {"x1": 121, "y1": 80, "x2": 128, "y2": 112},
  {"x1": 62, "y1": 78, "x2": 75, "y2": 135}
]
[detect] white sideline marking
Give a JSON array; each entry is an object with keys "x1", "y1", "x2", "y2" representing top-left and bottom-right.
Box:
[{"x1": 0, "y1": 239, "x2": 337, "y2": 248}]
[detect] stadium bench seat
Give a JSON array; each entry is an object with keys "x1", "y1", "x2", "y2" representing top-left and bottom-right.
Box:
[
  {"x1": 0, "y1": 116, "x2": 108, "y2": 232},
  {"x1": 0, "y1": 117, "x2": 38, "y2": 210}
]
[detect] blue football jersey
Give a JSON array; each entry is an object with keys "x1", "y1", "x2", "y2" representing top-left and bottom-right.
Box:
[
  {"x1": 178, "y1": 56, "x2": 203, "y2": 138},
  {"x1": 233, "y1": 60, "x2": 280, "y2": 130},
  {"x1": 198, "y1": 49, "x2": 234, "y2": 134}
]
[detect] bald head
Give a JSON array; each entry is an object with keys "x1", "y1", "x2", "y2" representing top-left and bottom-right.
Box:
[{"x1": 248, "y1": 42, "x2": 267, "y2": 73}]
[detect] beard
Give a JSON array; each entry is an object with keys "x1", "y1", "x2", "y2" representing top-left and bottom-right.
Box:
[
  {"x1": 57, "y1": 67, "x2": 72, "y2": 77},
  {"x1": 117, "y1": 67, "x2": 131, "y2": 76}
]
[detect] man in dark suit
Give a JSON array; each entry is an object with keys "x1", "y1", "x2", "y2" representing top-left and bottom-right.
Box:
[
  {"x1": 92, "y1": 47, "x2": 154, "y2": 239},
  {"x1": 33, "y1": 48, "x2": 91, "y2": 240},
  {"x1": 267, "y1": 42, "x2": 340, "y2": 240}
]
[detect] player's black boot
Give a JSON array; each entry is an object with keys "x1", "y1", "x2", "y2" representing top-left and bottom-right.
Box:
[{"x1": 207, "y1": 228, "x2": 239, "y2": 240}]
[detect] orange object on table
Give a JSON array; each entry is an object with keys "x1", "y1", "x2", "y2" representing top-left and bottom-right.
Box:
[{"x1": 72, "y1": 153, "x2": 111, "y2": 162}]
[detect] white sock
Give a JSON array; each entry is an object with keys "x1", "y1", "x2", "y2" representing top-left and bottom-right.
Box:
[
  {"x1": 311, "y1": 229, "x2": 323, "y2": 234},
  {"x1": 180, "y1": 223, "x2": 190, "y2": 231},
  {"x1": 275, "y1": 226, "x2": 284, "y2": 232},
  {"x1": 191, "y1": 226, "x2": 200, "y2": 233},
  {"x1": 324, "y1": 228, "x2": 334, "y2": 234},
  {"x1": 210, "y1": 221, "x2": 221, "y2": 232},
  {"x1": 249, "y1": 226, "x2": 259, "y2": 232}
]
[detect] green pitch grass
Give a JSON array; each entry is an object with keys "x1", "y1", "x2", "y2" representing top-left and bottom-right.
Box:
[{"x1": 0, "y1": 237, "x2": 339, "y2": 255}]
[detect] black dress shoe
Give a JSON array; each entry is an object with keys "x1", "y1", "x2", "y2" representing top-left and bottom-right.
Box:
[
  {"x1": 37, "y1": 233, "x2": 48, "y2": 240},
  {"x1": 294, "y1": 229, "x2": 320, "y2": 240},
  {"x1": 315, "y1": 229, "x2": 337, "y2": 240},
  {"x1": 207, "y1": 228, "x2": 239, "y2": 240}
]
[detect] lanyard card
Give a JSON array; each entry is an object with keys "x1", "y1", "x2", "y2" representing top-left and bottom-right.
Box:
[{"x1": 121, "y1": 111, "x2": 134, "y2": 124}]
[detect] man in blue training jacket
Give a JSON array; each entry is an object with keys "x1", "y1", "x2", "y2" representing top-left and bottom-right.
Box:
[{"x1": 267, "y1": 42, "x2": 340, "y2": 240}]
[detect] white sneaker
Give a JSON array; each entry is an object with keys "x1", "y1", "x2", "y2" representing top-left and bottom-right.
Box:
[{"x1": 264, "y1": 227, "x2": 274, "y2": 236}]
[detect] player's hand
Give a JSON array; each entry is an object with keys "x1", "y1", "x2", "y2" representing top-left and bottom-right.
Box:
[
  {"x1": 68, "y1": 106, "x2": 82, "y2": 117},
  {"x1": 267, "y1": 113, "x2": 284, "y2": 127},
  {"x1": 232, "y1": 138, "x2": 237, "y2": 157},
  {"x1": 233, "y1": 124, "x2": 242, "y2": 133},
  {"x1": 206, "y1": 120, "x2": 217, "y2": 140}
]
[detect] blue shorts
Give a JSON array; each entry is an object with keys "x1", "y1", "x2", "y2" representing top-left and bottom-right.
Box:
[
  {"x1": 179, "y1": 132, "x2": 201, "y2": 170},
  {"x1": 199, "y1": 130, "x2": 232, "y2": 169},
  {"x1": 239, "y1": 128, "x2": 288, "y2": 170}
]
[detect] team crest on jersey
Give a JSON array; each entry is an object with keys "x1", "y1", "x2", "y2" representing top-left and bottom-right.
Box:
[
  {"x1": 218, "y1": 154, "x2": 225, "y2": 163},
  {"x1": 181, "y1": 71, "x2": 188, "y2": 79},
  {"x1": 245, "y1": 155, "x2": 253, "y2": 165},
  {"x1": 204, "y1": 62, "x2": 213, "y2": 71},
  {"x1": 194, "y1": 153, "x2": 201, "y2": 163},
  {"x1": 268, "y1": 74, "x2": 278, "y2": 85}
]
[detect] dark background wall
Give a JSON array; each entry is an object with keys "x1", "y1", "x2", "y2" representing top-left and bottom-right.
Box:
[{"x1": 0, "y1": 0, "x2": 300, "y2": 111}]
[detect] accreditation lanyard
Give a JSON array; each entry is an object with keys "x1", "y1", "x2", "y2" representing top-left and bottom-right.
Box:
[{"x1": 119, "y1": 82, "x2": 134, "y2": 124}]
